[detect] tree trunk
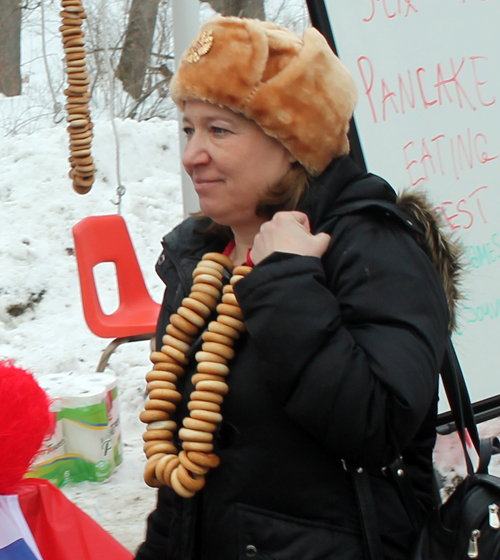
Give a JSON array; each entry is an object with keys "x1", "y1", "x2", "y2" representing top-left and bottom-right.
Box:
[
  {"x1": 201, "y1": 0, "x2": 265, "y2": 19},
  {"x1": 116, "y1": 0, "x2": 160, "y2": 100},
  {"x1": 0, "y1": 0, "x2": 21, "y2": 97}
]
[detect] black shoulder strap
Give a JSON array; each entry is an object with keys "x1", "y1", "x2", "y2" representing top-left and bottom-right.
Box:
[
  {"x1": 354, "y1": 338, "x2": 486, "y2": 559},
  {"x1": 329, "y1": 198, "x2": 425, "y2": 236}
]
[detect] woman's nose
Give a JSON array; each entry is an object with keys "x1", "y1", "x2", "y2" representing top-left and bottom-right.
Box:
[{"x1": 183, "y1": 132, "x2": 211, "y2": 171}]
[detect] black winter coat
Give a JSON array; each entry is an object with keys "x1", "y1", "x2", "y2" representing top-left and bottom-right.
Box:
[{"x1": 135, "y1": 156, "x2": 450, "y2": 560}]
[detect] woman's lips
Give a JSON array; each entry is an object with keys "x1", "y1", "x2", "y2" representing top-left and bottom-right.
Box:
[{"x1": 193, "y1": 178, "x2": 222, "y2": 192}]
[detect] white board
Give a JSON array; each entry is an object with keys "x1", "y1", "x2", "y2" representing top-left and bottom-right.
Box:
[{"x1": 322, "y1": 0, "x2": 500, "y2": 410}]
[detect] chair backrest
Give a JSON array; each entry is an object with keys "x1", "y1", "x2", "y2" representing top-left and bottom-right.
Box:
[{"x1": 72, "y1": 215, "x2": 161, "y2": 338}]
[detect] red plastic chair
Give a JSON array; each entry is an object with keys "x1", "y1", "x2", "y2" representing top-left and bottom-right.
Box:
[{"x1": 72, "y1": 214, "x2": 161, "y2": 371}]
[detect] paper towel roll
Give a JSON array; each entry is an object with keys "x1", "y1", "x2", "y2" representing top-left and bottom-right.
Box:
[{"x1": 29, "y1": 372, "x2": 123, "y2": 486}]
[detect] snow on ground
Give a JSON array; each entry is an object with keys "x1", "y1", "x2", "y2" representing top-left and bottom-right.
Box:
[{"x1": 0, "y1": 116, "x2": 184, "y2": 553}]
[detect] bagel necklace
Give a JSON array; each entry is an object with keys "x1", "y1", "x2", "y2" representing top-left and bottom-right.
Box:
[{"x1": 140, "y1": 252, "x2": 252, "y2": 497}]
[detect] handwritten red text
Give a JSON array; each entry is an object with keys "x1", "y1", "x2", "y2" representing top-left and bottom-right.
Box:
[
  {"x1": 358, "y1": 55, "x2": 496, "y2": 124},
  {"x1": 403, "y1": 128, "x2": 498, "y2": 185},
  {"x1": 434, "y1": 186, "x2": 489, "y2": 231},
  {"x1": 363, "y1": 0, "x2": 418, "y2": 22}
]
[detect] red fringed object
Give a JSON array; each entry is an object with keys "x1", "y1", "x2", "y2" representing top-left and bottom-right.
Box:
[{"x1": 0, "y1": 360, "x2": 53, "y2": 494}]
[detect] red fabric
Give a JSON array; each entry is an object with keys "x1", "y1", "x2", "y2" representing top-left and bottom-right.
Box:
[
  {"x1": 0, "y1": 361, "x2": 53, "y2": 494},
  {"x1": 222, "y1": 240, "x2": 254, "y2": 267},
  {"x1": 17, "y1": 479, "x2": 133, "y2": 560}
]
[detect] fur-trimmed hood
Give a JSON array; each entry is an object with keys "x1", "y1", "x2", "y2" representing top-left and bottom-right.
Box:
[{"x1": 396, "y1": 190, "x2": 463, "y2": 333}]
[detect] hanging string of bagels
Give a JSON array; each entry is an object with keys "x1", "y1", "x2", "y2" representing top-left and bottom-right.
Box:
[
  {"x1": 59, "y1": 0, "x2": 95, "y2": 195},
  {"x1": 140, "y1": 254, "x2": 252, "y2": 497}
]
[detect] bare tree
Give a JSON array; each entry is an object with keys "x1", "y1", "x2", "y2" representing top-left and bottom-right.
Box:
[
  {"x1": 0, "y1": 0, "x2": 22, "y2": 96},
  {"x1": 116, "y1": 0, "x2": 160, "y2": 100},
  {"x1": 201, "y1": 0, "x2": 265, "y2": 19}
]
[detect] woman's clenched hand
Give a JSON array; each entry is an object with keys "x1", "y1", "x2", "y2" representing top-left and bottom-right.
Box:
[{"x1": 250, "y1": 211, "x2": 331, "y2": 265}]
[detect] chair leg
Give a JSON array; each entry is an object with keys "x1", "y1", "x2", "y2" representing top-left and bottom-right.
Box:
[{"x1": 96, "y1": 333, "x2": 156, "y2": 372}]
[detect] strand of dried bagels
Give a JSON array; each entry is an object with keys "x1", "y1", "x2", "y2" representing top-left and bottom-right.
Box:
[
  {"x1": 140, "y1": 252, "x2": 252, "y2": 497},
  {"x1": 59, "y1": 0, "x2": 95, "y2": 194}
]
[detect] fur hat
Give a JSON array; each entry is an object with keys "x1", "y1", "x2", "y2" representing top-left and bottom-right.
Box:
[{"x1": 170, "y1": 16, "x2": 358, "y2": 176}]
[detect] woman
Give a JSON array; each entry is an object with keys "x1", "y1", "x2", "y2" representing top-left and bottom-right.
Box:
[{"x1": 136, "y1": 16, "x2": 460, "y2": 560}]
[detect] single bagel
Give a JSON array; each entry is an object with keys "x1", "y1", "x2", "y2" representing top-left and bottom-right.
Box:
[
  {"x1": 190, "y1": 282, "x2": 221, "y2": 300},
  {"x1": 197, "y1": 361, "x2": 230, "y2": 376},
  {"x1": 178, "y1": 450, "x2": 209, "y2": 475},
  {"x1": 217, "y1": 315, "x2": 245, "y2": 332},
  {"x1": 190, "y1": 390, "x2": 224, "y2": 404},
  {"x1": 162, "y1": 344, "x2": 189, "y2": 365},
  {"x1": 196, "y1": 380, "x2": 229, "y2": 396},
  {"x1": 149, "y1": 388, "x2": 182, "y2": 402},
  {"x1": 197, "y1": 260, "x2": 225, "y2": 273},
  {"x1": 147, "y1": 380, "x2": 177, "y2": 392},
  {"x1": 150, "y1": 351, "x2": 176, "y2": 364},
  {"x1": 202, "y1": 252, "x2": 233, "y2": 270},
  {"x1": 182, "y1": 297, "x2": 212, "y2": 319},
  {"x1": 208, "y1": 321, "x2": 240, "y2": 340},
  {"x1": 187, "y1": 451, "x2": 221, "y2": 469},
  {"x1": 144, "y1": 454, "x2": 164, "y2": 488},
  {"x1": 178, "y1": 428, "x2": 214, "y2": 443},
  {"x1": 193, "y1": 266, "x2": 223, "y2": 281},
  {"x1": 142, "y1": 429, "x2": 173, "y2": 442},
  {"x1": 145, "y1": 398, "x2": 177, "y2": 413},
  {"x1": 229, "y1": 275, "x2": 245, "y2": 285},
  {"x1": 170, "y1": 313, "x2": 199, "y2": 336},
  {"x1": 222, "y1": 284, "x2": 235, "y2": 294},
  {"x1": 195, "y1": 351, "x2": 227, "y2": 365},
  {"x1": 145, "y1": 370, "x2": 178, "y2": 383},
  {"x1": 176, "y1": 463, "x2": 206, "y2": 492},
  {"x1": 140, "y1": 409, "x2": 170, "y2": 423},
  {"x1": 145, "y1": 441, "x2": 177, "y2": 458},
  {"x1": 178, "y1": 306, "x2": 205, "y2": 329},
  {"x1": 161, "y1": 455, "x2": 180, "y2": 487},
  {"x1": 191, "y1": 373, "x2": 225, "y2": 386},
  {"x1": 182, "y1": 441, "x2": 214, "y2": 452},
  {"x1": 232, "y1": 265, "x2": 253, "y2": 276},
  {"x1": 162, "y1": 334, "x2": 191, "y2": 354},
  {"x1": 166, "y1": 323, "x2": 194, "y2": 344},
  {"x1": 190, "y1": 409, "x2": 223, "y2": 424},
  {"x1": 183, "y1": 417, "x2": 217, "y2": 433},
  {"x1": 153, "y1": 361, "x2": 185, "y2": 375},
  {"x1": 170, "y1": 467, "x2": 196, "y2": 498},
  {"x1": 193, "y1": 274, "x2": 223, "y2": 290},
  {"x1": 147, "y1": 420, "x2": 178, "y2": 432},
  {"x1": 187, "y1": 400, "x2": 221, "y2": 413},
  {"x1": 188, "y1": 290, "x2": 218, "y2": 310},
  {"x1": 216, "y1": 303, "x2": 243, "y2": 321},
  {"x1": 221, "y1": 293, "x2": 239, "y2": 306},
  {"x1": 154, "y1": 454, "x2": 178, "y2": 485},
  {"x1": 201, "y1": 341, "x2": 235, "y2": 361},
  {"x1": 201, "y1": 330, "x2": 234, "y2": 347}
]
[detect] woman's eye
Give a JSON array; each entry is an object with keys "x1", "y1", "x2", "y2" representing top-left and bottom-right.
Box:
[
  {"x1": 183, "y1": 126, "x2": 194, "y2": 137},
  {"x1": 211, "y1": 126, "x2": 228, "y2": 136}
]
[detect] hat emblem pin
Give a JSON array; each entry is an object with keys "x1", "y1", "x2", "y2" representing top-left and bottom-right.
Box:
[{"x1": 186, "y1": 30, "x2": 214, "y2": 63}]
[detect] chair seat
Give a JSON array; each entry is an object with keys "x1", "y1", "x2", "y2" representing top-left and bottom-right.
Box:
[
  {"x1": 73, "y1": 214, "x2": 162, "y2": 370},
  {"x1": 86, "y1": 298, "x2": 162, "y2": 339}
]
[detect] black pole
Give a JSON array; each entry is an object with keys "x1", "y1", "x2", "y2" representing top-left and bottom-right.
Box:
[{"x1": 306, "y1": 0, "x2": 367, "y2": 172}]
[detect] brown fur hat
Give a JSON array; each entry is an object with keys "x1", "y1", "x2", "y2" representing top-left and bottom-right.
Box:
[{"x1": 170, "y1": 16, "x2": 358, "y2": 176}]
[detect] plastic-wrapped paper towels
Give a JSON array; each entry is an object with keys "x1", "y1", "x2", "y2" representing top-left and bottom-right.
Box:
[{"x1": 27, "y1": 372, "x2": 123, "y2": 487}]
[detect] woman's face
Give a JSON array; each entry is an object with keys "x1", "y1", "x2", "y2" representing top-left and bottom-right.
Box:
[{"x1": 182, "y1": 100, "x2": 295, "y2": 233}]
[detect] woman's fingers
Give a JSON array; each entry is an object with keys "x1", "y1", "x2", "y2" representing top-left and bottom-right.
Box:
[{"x1": 250, "y1": 212, "x2": 331, "y2": 264}]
